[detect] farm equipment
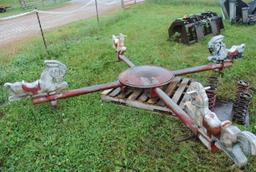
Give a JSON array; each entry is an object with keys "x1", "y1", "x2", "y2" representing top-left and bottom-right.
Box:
[
  {"x1": 4, "y1": 34, "x2": 256, "y2": 168},
  {"x1": 220, "y1": 0, "x2": 256, "y2": 24},
  {"x1": 168, "y1": 11, "x2": 224, "y2": 45}
]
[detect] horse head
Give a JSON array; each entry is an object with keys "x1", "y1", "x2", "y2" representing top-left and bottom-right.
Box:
[
  {"x1": 112, "y1": 33, "x2": 127, "y2": 54},
  {"x1": 39, "y1": 60, "x2": 68, "y2": 93}
]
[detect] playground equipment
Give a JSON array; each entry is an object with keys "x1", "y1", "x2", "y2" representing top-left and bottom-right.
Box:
[{"x1": 4, "y1": 34, "x2": 255, "y2": 168}]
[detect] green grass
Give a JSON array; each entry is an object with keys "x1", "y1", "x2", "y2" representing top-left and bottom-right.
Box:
[
  {"x1": 0, "y1": 0, "x2": 70, "y2": 17},
  {"x1": 1, "y1": 1, "x2": 256, "y2": 171}
]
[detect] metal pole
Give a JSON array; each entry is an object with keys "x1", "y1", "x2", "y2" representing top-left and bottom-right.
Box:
[
  {"x1": 121, "y1": 0, "x2": 125, "y2": 8},
  {"x1": 35, "y1": 11, "x2": 48, "y2": 54},
  {"x1": 173, "y1": 62, "x2": 233, "y2": 76},
  {"x1": 154, "y1": 88, "x2": 198, "y2": 135},
  {"x1": 32, "y1": 81, "x2": 122, "y2": 104},
  {"x1": 119, "y1": 55, "x2": 135, "y2": 68},
  {"x1": 94, "y1": 0, "x2": 99, "y2": 23}
]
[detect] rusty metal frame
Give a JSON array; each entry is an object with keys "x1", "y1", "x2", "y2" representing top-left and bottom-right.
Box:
[
  {"x1": 32, "y1": 81, "x2": 122, "y2": 104},
  {"x1": 168, "y1": 11, "x2": 224, "y2": 45}
]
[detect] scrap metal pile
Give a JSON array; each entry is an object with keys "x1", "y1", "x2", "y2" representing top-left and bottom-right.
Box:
[
  {"x1": 4, "y1": 34, "x2": 256, "y2": 168},
  {"x1": 168, "y1": 11, "x2": 224, "y2": 45},
  {"x1": 220, "y1": 0, "x2": 256, "y2": 24}
]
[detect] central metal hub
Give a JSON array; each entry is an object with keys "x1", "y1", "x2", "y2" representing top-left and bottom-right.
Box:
[{"x1": 118, "y1": 65, "x2": 175, "y2": 88}]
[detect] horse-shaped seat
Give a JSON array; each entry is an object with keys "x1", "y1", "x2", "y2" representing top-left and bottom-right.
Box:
[{"x1": 4, "y1": 60, "x2": 68, "y2": 101}]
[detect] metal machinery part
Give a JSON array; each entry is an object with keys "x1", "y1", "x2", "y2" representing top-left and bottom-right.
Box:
[
  {"x1": 168, "y1": 11, "x2": 224, "y2": 45},
  {"x1": 236, "y1": 80, "x2": 250, "y2": 98},
  {"x1": 118, "y1": 66, "x2": 175, "y2": 89},
  {"x1": 4, "y1": 33, "x2": 256, "y2": 167},
  {"x1": 220, "y1": 0, "x2": 256, "y2": 24},
  {"x1": 232, "y1": 80, "x2": 252, "y2": 124},
  {"x1": 208, "y1": 76, "x2": 219, "y2": 90},
  {"x1": 208, "y1": 35, "x2": 245, "y2": 63},
  {"x1": 206, "y1": 77, "x2": 219, "y2": 111},
  {"x1": 206, "y1": 89, "x2": 217, "y2": 111}
]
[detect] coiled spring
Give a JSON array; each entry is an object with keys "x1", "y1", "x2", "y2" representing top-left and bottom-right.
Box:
[
  {"x1": 206, "y1": 77, "x2": 219, "y2": 111},
  {"x1": 232, "y1": 80, "x2": 252, "y2": 125}
]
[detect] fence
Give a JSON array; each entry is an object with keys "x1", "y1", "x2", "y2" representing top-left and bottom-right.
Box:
[
  {"x1": 0, "y1": 0, "x2": 143, "y2": 54},
  {"x1": 18, "y1": 0, "x2": 69, "y2": 9}
]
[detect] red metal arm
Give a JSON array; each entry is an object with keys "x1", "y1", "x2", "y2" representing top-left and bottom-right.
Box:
[
  {"x1": 118, "y1": 55, "x2": 136, "y2": 68},
  {"x1": 32, "y1": 81, "x2": 122, "y2": 105},
  {"x1": 173, "y1": 61, "x2": 233, "y2": 76},
  {"x1": 154, "y1": 88, "x2": 198, "y2": 135}
]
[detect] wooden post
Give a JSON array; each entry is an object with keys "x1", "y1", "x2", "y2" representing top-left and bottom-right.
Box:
[
  {"x1": 36, "y1": 11, "x2": 49, "y2": 55},
  {"x1": 121, "y1": 0, "x2": 124, "y2": 8},
  {"x1": 94, "y1": 0, "x2": 99, "y2": 23}
]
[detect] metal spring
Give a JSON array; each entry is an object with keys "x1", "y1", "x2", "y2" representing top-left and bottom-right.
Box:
[
  {"x1": 208, "y1": 76, "x2": 219, "y2": 90},
  {"x1": 206, "y1": 88, "x2": 217, "y2": 111},
  {"x1": 206, "y1": 77, "x2": 219, "y2": 111},
  {"x1": 236, "y1": 80, "x2": 250, "y2": 99},
  {"x1": 232, "y1": 92, "x2": 252, "y2": 124}
]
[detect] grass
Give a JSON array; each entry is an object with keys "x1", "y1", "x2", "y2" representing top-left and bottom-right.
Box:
[
  {"x1": 0, "y1": 0, "x2": 70, "y2": 18},
  {"x1": 1, "y1": 0, "x2": 256, "y2": 171}
]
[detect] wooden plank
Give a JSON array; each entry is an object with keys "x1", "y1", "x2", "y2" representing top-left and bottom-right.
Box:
[
  {"x1": 138, "y1": 90, "x2": 149, "y2": 102},
  {"x1": 117, "y1": 87, "x2": 134, "y2": 99},
  {"x1": 128, "y1": 89, "x2": 143, "y2": 101},
  {"x1": 157, "y1": 77, "x2": 182, "y2": 106},
  {"x1": 124, "y1": 88, "x2": 134, "y2": 99},
  {"x1": 109, "y1": 87, "x2": 121, "y2": 97},
  {"x1": 147, "y1": 97, "x2": 159, "y2": 104},
  {"x1": 147, "y1": 85, "x2": 169, "y2": 104},
  {"x1": 117, "y1": 89, "x2": 127, "y2": 99},
  {"x1": 179, "y1": 78, "x2": 194, "y2": 106},
  {"x1": 101, "y1": 89, "x2": 113, "y2": 96},
  {"x1": 172, "y1": 78, "x2": 190, "y2": 104},
  {"x1": 101, "y1": 94, "x2": 173, "y2": 115},
  {"x1": 101, "y1": 77, "x2": 193, "y2": 116},
  {"x1": 165, "y1": 77, "x2": 182, "y2": 97}
]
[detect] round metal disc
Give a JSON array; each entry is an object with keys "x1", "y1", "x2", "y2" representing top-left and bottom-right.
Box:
[{"x1": 118, "y1": 66, "x2": 174, "y2": 88}]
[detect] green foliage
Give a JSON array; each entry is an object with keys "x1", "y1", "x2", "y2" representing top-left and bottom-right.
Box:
[{"x1": 0, "y1": 2, "x2": 256, "y2": 171}]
